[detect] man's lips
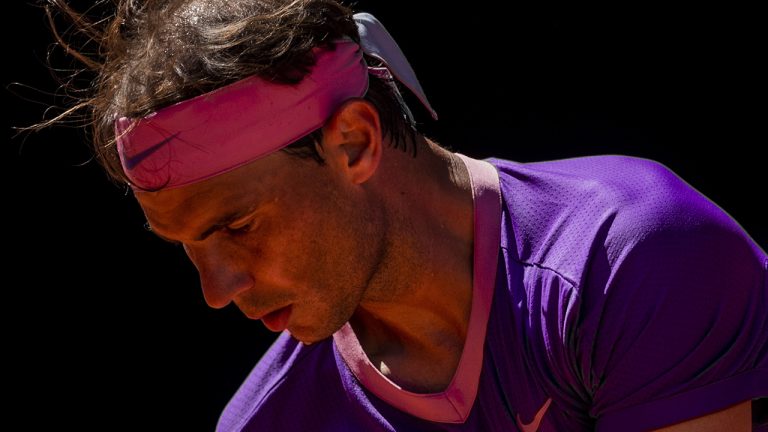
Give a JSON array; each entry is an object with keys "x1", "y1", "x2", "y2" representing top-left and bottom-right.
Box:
[{"x1": 259, "y1": 305, "x2": 293, "y2": 332}]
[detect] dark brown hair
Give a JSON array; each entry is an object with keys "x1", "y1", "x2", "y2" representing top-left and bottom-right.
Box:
[{"x1": 37, "y1": 0, "x2": 426, "y2": 187}]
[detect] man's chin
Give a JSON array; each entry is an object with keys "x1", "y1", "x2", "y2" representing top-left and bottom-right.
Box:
[{"x1": 288, "y1": 327, "x2": 336, "y2": 346}]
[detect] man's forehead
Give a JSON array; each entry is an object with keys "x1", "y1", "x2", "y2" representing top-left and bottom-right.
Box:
[
  {"x1": 134, "y1": 150, "x2": 302, "y2": 231},
  {"x1": 136, "y1": 180, "x2": 253, "y2": 233},
  {"x1": 136, "y1": 182, "x2": 215, "y2": 217},
  {"x1": 135, "y1": 154, "x2": 276, "y2": 212}
]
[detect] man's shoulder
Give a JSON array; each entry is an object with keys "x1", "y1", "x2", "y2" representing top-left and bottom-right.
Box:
[
  {"x1": 216, "y1": 332, "x2": 336, "y2": 431},
  {"x1": 482, "y1": 155, "x2": 767, "y2": 431},
  {"x1": 216, "y1": 332, "x2": 302, "y2": 431},
  {"x1": 486, "y1": 153, "x2": 679, "y2": 207},
  {"x1": 485, "y1": 155, "x2": 690, "y2": 277},
  {"x1": 484, "y1": 153, "x2": 764, "y2": 283}
]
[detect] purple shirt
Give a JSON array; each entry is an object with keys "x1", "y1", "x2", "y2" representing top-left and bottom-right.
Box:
[{"x1": 217, "y1": 154, "x2": 767, "y2": 431}]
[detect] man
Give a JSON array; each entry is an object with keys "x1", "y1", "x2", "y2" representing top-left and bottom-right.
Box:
[{"x1": 45, "y1": 0, "x2": 766, "y2": 430}]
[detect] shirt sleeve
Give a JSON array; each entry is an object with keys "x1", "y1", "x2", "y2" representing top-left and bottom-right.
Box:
[{"x1": 574, "y1": 184, "x2": 768, "y2": 431}]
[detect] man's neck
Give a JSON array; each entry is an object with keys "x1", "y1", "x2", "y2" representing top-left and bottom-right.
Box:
[{"x1": 347, "y1": 137, "x2": 475, "y2": 393}]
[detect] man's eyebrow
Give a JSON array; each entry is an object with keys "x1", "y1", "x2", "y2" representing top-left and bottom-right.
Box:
[
  {"x1": 196, "y1": 212, "x2": 241, "y2": 240},
  {"x1": 143, "y1": 211, "x2": 248, "y2": 245}
]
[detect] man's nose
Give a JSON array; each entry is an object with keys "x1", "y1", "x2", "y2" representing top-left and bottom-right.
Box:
[{"x1": 183, "y1": 242, "x2": 254, "y2": 309}]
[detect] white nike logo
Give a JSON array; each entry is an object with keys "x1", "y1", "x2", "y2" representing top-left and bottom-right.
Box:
[{"x1": 515, "y1": 397, "x2": 552, "y2": 432}]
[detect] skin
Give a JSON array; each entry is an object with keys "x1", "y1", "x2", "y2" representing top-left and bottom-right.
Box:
[
  {"x1": 136, "y1": 98, "x2": 475, "y2": 393},
  {"x1": 134, "y1": 98, "x2": 756, "y2": 427}
]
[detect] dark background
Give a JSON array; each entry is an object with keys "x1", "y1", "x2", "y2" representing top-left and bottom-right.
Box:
[{"x1": 5, "y1": 1, "x2": 764, "y2": 430}]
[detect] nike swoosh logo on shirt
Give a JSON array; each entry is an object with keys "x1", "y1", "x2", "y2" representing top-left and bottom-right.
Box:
[
  {"x1": 515, "y1": 397, "x2": 552, "y2": 432},
  {"x1": 123, "y1": 132, "x2": 181, "y2": 170}
]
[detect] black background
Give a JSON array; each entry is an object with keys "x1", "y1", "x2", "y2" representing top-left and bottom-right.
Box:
[{"x1": 5, "y1": 1, "x2": 765, "y2": 430}]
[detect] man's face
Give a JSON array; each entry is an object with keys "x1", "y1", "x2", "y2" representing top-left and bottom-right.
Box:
[{"x1": 135, "y1": 150, "x2": 387, "y2": 344}]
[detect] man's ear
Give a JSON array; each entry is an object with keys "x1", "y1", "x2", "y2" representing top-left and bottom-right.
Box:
[{"x1": 320, "y1": 98, "x2": 382, "y2": 185}]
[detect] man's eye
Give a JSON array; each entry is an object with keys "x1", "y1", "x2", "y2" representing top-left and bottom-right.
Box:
[{"x1": 226, "y1": 222, "x2": 253, "y2": 235}]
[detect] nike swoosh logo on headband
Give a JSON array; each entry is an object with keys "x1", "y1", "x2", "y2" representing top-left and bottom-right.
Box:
[{"x1": 124, "y1": 132, "x2": 181, "y2": 170}]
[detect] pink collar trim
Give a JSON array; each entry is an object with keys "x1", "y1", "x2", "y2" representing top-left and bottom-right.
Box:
[{"x1": 332, "y1": 153, "x2": 501, "y2": 423}]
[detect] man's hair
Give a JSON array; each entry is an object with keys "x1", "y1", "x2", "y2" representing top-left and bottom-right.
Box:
[{"x1": 40, "y1": 0, "x2": 423, "y2": 186}]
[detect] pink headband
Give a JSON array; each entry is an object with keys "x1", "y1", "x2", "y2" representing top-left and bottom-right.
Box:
[{"x1": 115, "y1": 12, "x2": 438, "y2": 191}]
